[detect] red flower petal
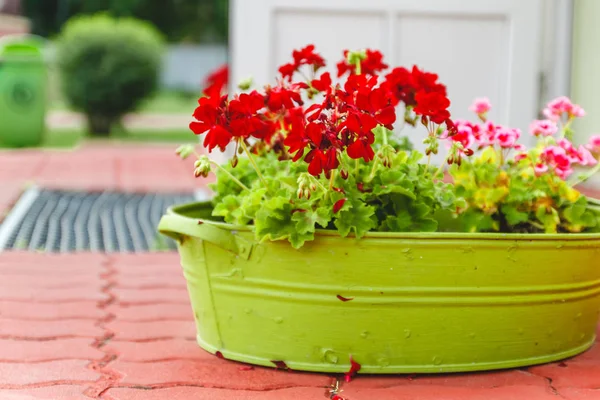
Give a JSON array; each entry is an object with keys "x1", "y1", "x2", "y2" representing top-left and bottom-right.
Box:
[
  {"x1": 306, "y1": 123, "x2": 324, "y2": 147},
  {"x1": 271, "y1": 360, "x2": 289, "y2": 370},
  {"x1": 344, "y1": 356, "x2": 362, "y2": 382},
  {"x1": 377, "y1": 106, "x2": 397, "y2": 126},
  {"x1": 333, "y1": 198, "x2": 347, "y2": 213},
  {"x1": 189, "y1": 121, "x2": 209, "y2": 135},
  {"x1": 336, "y1": 294, "x2": 354, "y2": 302},
  {"x1": 307, "y1": 151, "x2": 324, "y2": 176}
]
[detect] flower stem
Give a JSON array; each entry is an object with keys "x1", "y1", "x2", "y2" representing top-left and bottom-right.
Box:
[
  {"x1": 209, "y1": 161, "x2": 250, "y2": 191},
  {"x1": 381, "y1": 127, "x2": 388, "y2": 146},
  {"x1": 367, "y1": 158, "x2": 380, "y2": 182},
  {"x1": 570, "y1": 162, "x2": 600, "y2": 187},
  {"x1": 240, "y1": 140, "x2": 268, "y2": 189},
  {"x1": 355, "y1": 159, "x2": 360, "y2": 175},
  {"x1": 329, "y1": 170, "x2": 337, "y2": 189},
  {"x1": 355, "y1": 62, "x2": 362, "y2": 75},
  {"x1": 434, "y1": 160, "x2": 446, "y2": 180}
]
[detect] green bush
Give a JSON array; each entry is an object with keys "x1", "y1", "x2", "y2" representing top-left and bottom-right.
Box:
[{"x1": 56, "y1": 13, "x2": 165, "y2": 135}]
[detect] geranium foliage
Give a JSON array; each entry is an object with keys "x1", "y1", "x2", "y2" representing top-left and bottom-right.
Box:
[{"x1": 176, "y1": 45, "x2": 600, "y2": 248}]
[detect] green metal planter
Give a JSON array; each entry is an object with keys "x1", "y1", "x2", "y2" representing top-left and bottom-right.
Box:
[{"x1": 158, "y1": 201, "x2": 600, "y2": 374}]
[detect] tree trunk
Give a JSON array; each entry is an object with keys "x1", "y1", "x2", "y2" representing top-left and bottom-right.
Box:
[{"x1": 87, "y1": 114, "x2": 113, "y2": 137}]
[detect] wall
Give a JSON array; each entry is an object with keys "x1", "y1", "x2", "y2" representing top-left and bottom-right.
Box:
[
  {"x1": 0, "y1": 13, "x2": 28, "y2": 37},
  {"x1": 44, "y1": 43, "x2": 228, "y2": 93},
  {"x1": 161, "y1": 44, "x2": 227, "y2": 92},
  {"x1": 571, "y1": 0, "x2": 600, "y2": 141}
]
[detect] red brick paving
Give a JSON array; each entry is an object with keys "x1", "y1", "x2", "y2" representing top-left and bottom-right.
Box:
[{"x1": 1, "y1": 145, "x2": 600, "y2": 399}]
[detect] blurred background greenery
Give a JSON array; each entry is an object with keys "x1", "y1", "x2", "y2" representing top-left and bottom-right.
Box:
[
  {"x1": 0, "y1": 0, "x2": 229, "y2": 148},
  {"x1": 22, "y1": 0, "x2": 228, "y2": 44}
]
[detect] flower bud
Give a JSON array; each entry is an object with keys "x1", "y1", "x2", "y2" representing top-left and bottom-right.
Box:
[
  {"x1": 194, "y1": 167, "x2": 209, "y2": 178},
  {"x1": 193, "y1": 155, "x2": 211, "y2": 178},
  {"x1": 464, "y1": 148, "x2": 474, "y2": 157},
  {"x1": 237, "y1": 76, "x2": 253, "y2": 90},
  {"x1": 175, "y1": 144, "x2": 194, "y2": 160},
  {"x1": 340, "y1": 169, "x2": 349, "y2": 180},
  {"x1": 230, "y1": 155, "x2": 239, "y2": 168},
  {"x1": 346, "y1": 50, "x2": 367, "y2": 66},
  {"x1": 297, "y1": 188, "x2": 304, "y2": 199}
]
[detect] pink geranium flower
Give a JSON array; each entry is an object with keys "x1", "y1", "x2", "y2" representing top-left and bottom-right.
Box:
[
  {"x1": 542, "y1": 96, "x2": 585, "y2": 121},
  {"x1": 495, "y1": 127, "x2": 520, "y2": 148},
  {"x1": 540, "y1": 145, "x2": 573, "y2": 179},
  {"x1": 529, "y1": 119, "x2": 558, "y2": 137},
  {"x1": 578, "y1": 145, "x2": 598, "y2": 166},
  {"x1": 586, "y1": 135, "x2": 600, "y2": 154},
  {"x1": 534, "y1": 162, "x2": 549, "y2": 176},
  {"x1": 469, "y1": 97, "x2": 491, "y2": 115}
]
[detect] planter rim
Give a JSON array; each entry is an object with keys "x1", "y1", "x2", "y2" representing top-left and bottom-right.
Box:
[{"x1": 166, "y1": 201, "x2": 600, "y2": 242}]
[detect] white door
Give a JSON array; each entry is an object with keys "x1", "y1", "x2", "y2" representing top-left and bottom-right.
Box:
[{"x1": 230, "y1": 0, "x2": 570, "y2": 149}]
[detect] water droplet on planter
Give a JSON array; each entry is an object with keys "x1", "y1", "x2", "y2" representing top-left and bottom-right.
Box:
[
  {"x1": 556, "y1": 245, "x2": 564, "y2": 249},
  {"x1": 432, "y1": 356, "x2": 442, "y2": 365},
  {"x1": 322, "y1": 349, "x2": 339, "y2": 364},
  {"x1": 244, "y1": 308, "x2": 252, "y2": 314},
  {"x1": 547, "y1": 329, "x2": 554, "y2": 337},
  {"x1": 575, "y1": 312, "x2": 582, "y2": 319},
  {"x1": 580, "y1": 333, "x2": 586, "y2": 340},
  {"x1": 274, "y1": 316, "x2": 283, "y2": 324},
  {"x1": 404, "y1": 329, "x2": 411, "y2": 338},
  {"x1": 468, "y1": 332, "x2": 476, "y2": 339},
  {"x1": 378, "y1": 357, "x2": 390, "y2": 366},
  {"x1": 360, "y1": 331, "x2": 369, "y2": 338},
  {"x1": 517, "y1": 328, "x2": 524, "y2": 335}
]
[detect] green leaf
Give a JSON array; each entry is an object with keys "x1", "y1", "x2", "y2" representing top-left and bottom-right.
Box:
[
  {"x1": 383, "y1": 211, "x2": 413, "y2": 231},
  {"x1": 254, "y1": 196, "x2": 316, "y2": 249},
  {"x1": 535, "y1": 207, "x2": 559, "y2": 233},
  {"x1": 459, "y1": 209, "x2": 498, "y2": 233},
  {"x1": 292, "y1": 206, "x2": 332, "y2": 234},
  {"x1": 412, "y1": 218, "x2": 438, "y2": 232},
  {"x1": 238, "y1": 188, "x2": 267, "y2": 224},
  {"x1": 212, "y1": 195, "x2": 242, "y2": 224},
  {"x1": 563, "y1": 196, "x2": 587, "y2": 223},
  {"x1": 501, "y1": 205, "x2": 530, "y2": 226},
  {"x1": 334, "y1": 200, "x2": 377, "y2": 238}
]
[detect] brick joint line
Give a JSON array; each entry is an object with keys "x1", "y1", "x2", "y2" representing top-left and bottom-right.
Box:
[{"x1": 83, "y1": 259, "x2": 122, "y2": 399}]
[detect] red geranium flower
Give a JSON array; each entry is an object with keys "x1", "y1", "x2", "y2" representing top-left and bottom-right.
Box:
[
  {"x1": 383, "y1": 66, "x2": 416, "y2": 106},
  {"x1": 311, "y1": 72, "x2": 332, "y2": 93},
  {"x1": 190, "y1": 93, "x2": 231, "y2": 152},
  {"x1": 279, "y1": 44, "x2": 326, "y2": 81},
  {"x1": 305, "y1": 147, "x2": 339, "y2": 177},
  {"x1": 413, "y1": 91, "x2": 451, "y2": 124},
  {"x1": 228, "y1": 91, "x2": 270, "y2": 139},
  {"x1": 354, "y1": 86, "x2": 396, "y2": 129},
  {"x1": 293, "y1": 44, "x2": 325, "y2": 69},
  {"x1": 346, "y1": 133, "x2": 375, "y2": 162},
  {"x1": 337, "y1": 49, "x2": 388, "y2": 77},
  {"x1": 265, "y1": 85, "x2": 304, "y2": 112},
  {"x1": 203, "y1": 65, "x2": 228, "y2": 97},
  {"x1": 278, "y1": 63, "x2": 296, "y2": 81},
  {"x1": 411, "y1": 66, "x2": 446, "y2": 95}
]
